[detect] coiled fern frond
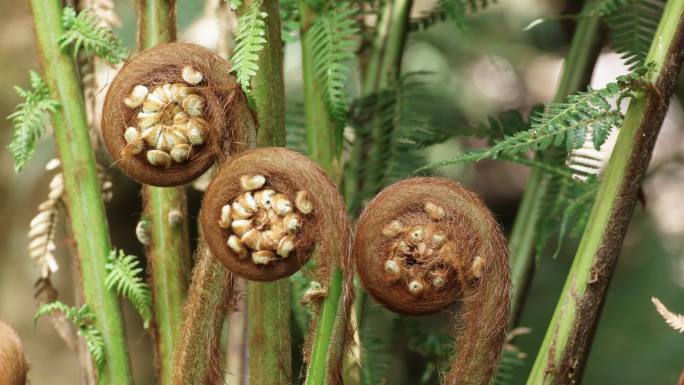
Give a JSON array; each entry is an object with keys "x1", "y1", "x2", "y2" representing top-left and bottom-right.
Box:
[
  {"x1": 34, "y1": 301, "x2": 105, "y2": 371},
  {"x1": 59, "y1": 7, "x2": 128, "y2": 64},
  {"x1": 7, "y1": 71, "x2": 59, "y2": 173},
  {"x1": 105, "y1": 250, "x2": 153, "y2": 329}
]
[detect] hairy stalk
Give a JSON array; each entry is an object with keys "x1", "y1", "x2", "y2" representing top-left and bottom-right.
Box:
[
  {"x1": 237, "y1": 1, "x2": 292, "y2": 384},
  {"x1": 297, "y1": 3, "x2": 355, "y2": 384},
  {"x1": 173, "y1": 244, "x2": 235, "y2": 385},
  {"x1": 28, "y1": 1, "x2": 133, "y2": 384},
  {"x1": 508, "y1": 0, "x2": 603, "y2": 323},
  {"x1": 526, "y1": 1, "x2": 684, "y2": 383},
  {"x1": 135, "y1": 3, "x2": 192, "y2": 385},
  {"x1": 345, "y1": 0, "x2": 413, "y2": 214}
]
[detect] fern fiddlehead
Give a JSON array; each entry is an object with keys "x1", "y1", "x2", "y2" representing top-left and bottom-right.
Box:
[
  {"x1": 101, "y1": 42, "x2": 254, "y2": 186},
  {"x1": 0, "y1": 319, "x2": 28, "y2": 385},
  {"x1": 201, "y1": 147, "x2": 351, "y2": 282},
  {"x1": 354, "y1": 177, "x2": 510, "y2": 385}
]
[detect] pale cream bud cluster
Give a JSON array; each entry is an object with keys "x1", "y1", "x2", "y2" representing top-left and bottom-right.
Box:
[
  {"x1": 218, "y1": 174, "x2": 313, "y2": 265},
  {"x1": 381, "y1": 201, "x2": 453, "y2": 296},
  {"x1": 122, "y1": 65, "x2": 208, "y2": 167}
]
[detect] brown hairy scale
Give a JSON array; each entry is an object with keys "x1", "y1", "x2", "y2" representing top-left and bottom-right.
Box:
[
  {"x1": 201, "y1": 147, "x2": 351, "y2": 282},
  {"x1": 354, "y1": 177, "x2": 510, "y2": 385},
  {"x1": 0, "y1": 319, "x2": 28, "y2": 385},
  {"x1": 101, "y1": 42, "x2": 253, "y2": 186}
]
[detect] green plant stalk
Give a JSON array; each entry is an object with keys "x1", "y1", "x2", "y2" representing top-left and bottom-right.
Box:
[
  {"x1": 136, "y1": 3, "x2": 191, "y2": 385},
  {"x1": 508, "y1": 0, "x2": 603, "y2": 323},
  {"x1": 526, "y1": 1, "x2": 684, "y2": 383},
  {"x1": 297, "y1": 3, "x2": 352, "y2": 384},
  {"x1": 241, "y1": 1, "x2": 292, "y2": 384},
  {"x1": 28, "y1": 1, "x2": 133, "y2": 384},
  {"x1": 345, "y1": 0, "x2": 412, "y2": 215}
]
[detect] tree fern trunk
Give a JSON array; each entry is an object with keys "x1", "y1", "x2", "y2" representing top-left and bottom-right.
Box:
[{"x1": 526, "y1": 1, "x2": 684, "y2": 383}]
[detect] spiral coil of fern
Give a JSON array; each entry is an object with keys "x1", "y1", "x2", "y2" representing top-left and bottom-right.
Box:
[
  {"x1": 102, "y1": 42, "x2": 252, "y2": 186},
  {"x1": 201, "y1": 147, "x2": 352, "y2": 282},
  {"x1": 354, "y1": 177, "x2": 510, "y2": 385},
  {"x1": 0, "y1": 319, "x2": 29, "y2": 385}
]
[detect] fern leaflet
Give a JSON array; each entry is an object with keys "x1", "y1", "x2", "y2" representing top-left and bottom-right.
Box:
[
  {"x1": 105, "y1": 250, "x2": 153, "y2": 329},
  {"x1": 35, "y1": 301, "x2": 105, "y2": 371},
  {"x1": 7, "y1": 71, "x2": 59, "y2": 173},
  {"x1": 607, "y1": 0, "x2": 665, "y2": 70},
  {"x1": 416, "y1": 67, "x2": 649, "y2": 173},
  {"x1": 308, "y1": 2, "x2": 359, "y2": 129},
  {"x1": 410, "y1": 0, "x2": 495, "y2": 31},
  {"x1": 59, "y1": 7, "x2": 128, "y2": 64},
  {"x1": 581, "y1": 0, "x2": 630, "y2": 16},
  {"x1": 232, "y1": 1, "x2": 268, "y2": 92}
]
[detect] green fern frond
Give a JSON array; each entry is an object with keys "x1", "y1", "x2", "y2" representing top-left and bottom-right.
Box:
[
  {"x1": 308, "y1": 2, "x2": 360, "y2": 129},
  {"x1": 581, "y1": 0, "x2": 630, "y2": 16},
  {"x1": 410, "y1": 0, "x2": 495, "y2": 31},
  {"x1": 232, "y1": 1, "x2": 268, "y2": 92},
  {"x1": 285, "y1": 98, "x2": 308, "y2": 154},
  {"x1": 35, "y1": 301, "x2": 105, "y2": 371},
  {"x1": 416, "y1": 67, "x2": 649, "y2": 173},
  {"x1": 59, "y1": 7, "x2": 128, "y2": 64},
  {"x1": 7, "y1": 71, "x2": 59, "y2": 173},
  {"x1": 105, "y1": 250, "x2": 153, "y2": 329},
  {"x1": 492, "y1": 349, "x2": 526, "y2": 385},
  {"x1": 607, "y1": 0, "x2": 665, "y2": 69}
]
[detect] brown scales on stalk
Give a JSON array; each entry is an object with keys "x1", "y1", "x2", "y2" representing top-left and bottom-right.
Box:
[
  {"x1": 354, "y1": 177, "x2": 510, "y2": 385},
  {"x1": 101, "y1": 42, "x2": 253, "y2": 186}
]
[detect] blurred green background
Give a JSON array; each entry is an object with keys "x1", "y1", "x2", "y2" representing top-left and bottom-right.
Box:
[{"x1": 0, "y1": 1, "x2": 682, "y2": 384}]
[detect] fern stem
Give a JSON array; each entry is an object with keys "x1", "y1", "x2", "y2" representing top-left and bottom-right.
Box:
[
  {"x1": 135, "y1": 3, "x2": 192, "y2": 385},
  {"x1": 296, "y1": 3, "x2": 355, "y2": 384},
  {"x1": 28, "y1": 1, "x2": 133, "y2": 384},
  {"x1": 508, "y1": 0, "x2": 604, "y2": 323},
  {"x1": 526, "y1": 1, "x2": 684, "y2": 383},
  {"x1": 239, "y1": 1, "x2": 292, "y2": 384}
]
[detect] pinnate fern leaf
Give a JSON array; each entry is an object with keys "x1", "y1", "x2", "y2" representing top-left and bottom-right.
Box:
[
  {"x1": 607, "y1": 0, "x2": 665, "y2": 70},
  {"x1": 105, "y1": 250, "x2": 153, "y2": 329},
  {"x1": 232, "y1": 1, "x2": 268, "y2": 92},
  {"x1": 415, "y1": 67, "x2": 649, "y2": 173},
  {"x1": 308, "y1": 2, "x2": 359, "y2": 130},
  {"x1": 35, "y1": 301, "x2": 105, "y2": 371},
  {"x1": 410, "y1": 0, "x2": 496, "y2": 31},
  {"x1": 7, "y1": 71, "x2": 59, "y2": 173},
  {"x1": 59, "y1": 7, "x2": 128, "y2": 64}
]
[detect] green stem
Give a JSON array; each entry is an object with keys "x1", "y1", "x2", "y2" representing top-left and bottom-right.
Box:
[
  {"x1": 508, "y1": 0, "x2": 603, "y2": 323},
  {"x1": 241, "y1": 1, "x2": 292, "y2": 384},
  {"x1": 136, "y1": 3, "x2": 191, "y2": 385},
  {"x1": 526, "y1": 2, "x2": 684, "y2": 383},
  {"x1": 297, "y1": 2, "x2": 359, "y2": 384},
  {"x1": 28, "y1": 1, "x2": 133, "y2": 384}
]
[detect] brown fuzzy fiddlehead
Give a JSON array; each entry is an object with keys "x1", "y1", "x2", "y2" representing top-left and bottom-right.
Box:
[
  {"x1": 0, "y1": 319, "x2": 28, "y2": 385},
  {"x1": 354, "y1": 177, "x2": 510, "y2": 385},
  {"x1": 201, "y1": 147, "x2": 351, "y2": 282},
  {"x1": 102, "y1": 42, "x2": 253, "y2": 186}
]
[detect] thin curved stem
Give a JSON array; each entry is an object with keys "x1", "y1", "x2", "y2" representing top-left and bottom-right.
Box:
[
  {"x1": 136, "y1": 3, "x2": 192, "y2": 385},
  {"x1": 526, "y1": 1, "x2": 684, "y2": 383},
  {"x1": 28, "y1": 1, "x2": 133, "y2": 384}
]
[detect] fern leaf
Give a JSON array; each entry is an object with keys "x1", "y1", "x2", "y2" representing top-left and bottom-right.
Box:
[
  {"x1": 581, "y1": 0, "x2": 630, "y2": 16},
  {"x1": 416, "y1": 68, "x2": 648, "y2": 173},
  {"x1": 232, "y1": 1, "x2": 268, "y2": 92},
  {"x1": 652, "y1": 297, "x2": 684, "y2": 333},
  {"x1": 308, "y1": 2, "x2": 360, "y2": 129},
  {"x1": 7, "y1": 71, "x2": 60, "y2": 172},
  {"x1": 607, "y1": 0, "x2": 665, "y2": 70},
  {"x1": 410, "y1": 0, "x2": 495, "y2": 31},
  {"x1": 35, "y1": 301, "x2": 106, "y2": 370},
  {"x1": 59, "y1": 7, "x2": 128, "y2": 64},
  {"x1": 105, "y1": 250, "x2": 153, "y2": 329}
]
